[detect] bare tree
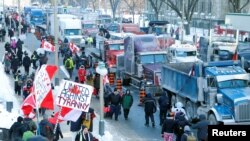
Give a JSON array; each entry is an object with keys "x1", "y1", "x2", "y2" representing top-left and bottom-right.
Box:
[
  {"x1": 162, "y1": 0, "x2": 199, "y2": 35},
  {"x1": 148, "y1": 0, "x2": 164, "y2": 20},
  {"x1": 110, "y1": 0, "x2": 121, "y2": 19},
  {"x1": 229, "y1": 0, "x2": 250, "y2": 13},
  {"x1": 88, "y1": 0, "x2": 99, "y2": 11}
]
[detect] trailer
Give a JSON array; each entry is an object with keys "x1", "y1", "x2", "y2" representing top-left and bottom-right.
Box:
[{"x1": 161, "y1": 60, "x2": 250, "y2": 124}]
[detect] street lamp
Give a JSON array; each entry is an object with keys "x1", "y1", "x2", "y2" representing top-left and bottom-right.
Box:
[{"x1": 96, "y1": 61, "x2": 108, "y2": 136}]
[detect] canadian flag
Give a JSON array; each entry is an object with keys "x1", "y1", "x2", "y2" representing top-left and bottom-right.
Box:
[
  {"x1": 69, "y1": 42, "x2": 80, "y2": 53},
  {"x1": 34, "y1": 65, "x2": 58, "y2": 110},
  {"x1": 21, "y1": 92, "x2": 36, "y2": 115},
  {"x1": 41, "y1": 40, "x2": 55, "y2": 52},
  {"x1": 56, "y1": 107, "x2": 82, "y2": 122}
]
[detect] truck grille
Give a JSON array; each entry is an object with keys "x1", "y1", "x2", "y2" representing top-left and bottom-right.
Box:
[
  {"x1": 235, "y1": 101, "x2": 250, "y2": 122},
  {"x1": 71, "y1": 38, "x2": 81, "y2": 44}
]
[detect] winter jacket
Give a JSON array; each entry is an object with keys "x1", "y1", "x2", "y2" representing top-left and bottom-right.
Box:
[
  {"x1": 39, "y1": 119, "x2": 54, "y2": 140},
  {"x1": 11, "y1": 57, "x2": 19, "y2": 69},
  {"x1": 180, "y1": 131, "x2": 192, "y2": 141},
  {"x1": 9, "y1": 121, "x2": 24, "y2": 140},
  {"x1": 158, "y1": 94, "x2": 169, "y2": 111},
  {"x1": 143, "y1": 94, "x2": 156, "y2": 114},
  {"x1": 17, "y1": 48, "x2": 23, "y2": 60},
  {"x1": 109, "y1": 91, "x2": 122, "y2": 106},
  {"x1": 23, "y1": 117, "x2": 37, "y2": 132},
  {"x1": 27, "y1": 135, "x2": 49, "y2": 141},
  {"x1": 78, "y1": 68, "x2": 86, "y2": 82},
  {"x1": 192, "y1": 114, "x2": 209, "y2": 141},
  {"x1": 122, "y1": 94, "x2": 133, "y2": 109},
  {"x1": 93, "y1": 74, "x2": 100, "y2": 89},
  {"x1": 23, "y1": 55, "x2": 31, "y2": 67},
  {"x1": 161, "y1": 118, "x2": 176, "y2": 134}
]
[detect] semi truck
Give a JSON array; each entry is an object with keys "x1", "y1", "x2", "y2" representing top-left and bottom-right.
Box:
[
  {"x1": 30, "y1": 8, "x2": 45, "y2": 26},
  {"x1": 161, "y1": 60, "x2": 250, "y2": 124},
  {"x1": 49, "y1": 14, "x2": 85, "y2": 47},
  {"x1": 120, "y1": 34, "x2": 167, "y2": 95}
]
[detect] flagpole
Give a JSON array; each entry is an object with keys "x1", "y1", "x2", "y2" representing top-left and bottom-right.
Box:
[
  {"x1": 53, "y1": 106, "x2": 62, "y2": 134},
  {"x1": 36, "y1": 96, "x2": 40, "y2": 135}
]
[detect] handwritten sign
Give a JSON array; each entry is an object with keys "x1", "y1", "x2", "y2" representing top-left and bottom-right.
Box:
[
  {"x1": 34, "y1": 65, "x2": 52, "y2": 106},
  {"x1": 56, "y1": 80, "x2": 94, "y2": 112}
]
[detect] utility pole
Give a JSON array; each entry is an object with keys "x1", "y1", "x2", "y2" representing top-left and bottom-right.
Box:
[
  {"x1": 181, "y1": 0, "x2": 185, "y2": 42},
  {"x1": 104, "y1": 0, "x2": 107, "y2": 14},
  {"x1": 53, "y1": 0, "x2": 59, "y2": 85},
  {"x1": 18, "y1": 0, "x2": 21, "y2": 36}
]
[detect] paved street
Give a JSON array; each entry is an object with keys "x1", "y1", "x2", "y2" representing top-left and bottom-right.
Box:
[{"x1": 0, "y1": 33, "x2": 163, "y2": 141}]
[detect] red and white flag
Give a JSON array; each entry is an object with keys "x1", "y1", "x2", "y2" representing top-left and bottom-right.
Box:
[
  {"x1": 69, "y1": 42, "x2": 80, "y2": 53},
  {"x1": 21, "y1": 92, "x2": 36, "y2": 115},
  {"x1": 57, "y1": 107, "x2": 82, "y2": 122},
  {"x1": 41, "y1": 40, "x2": 55, "y2": 52},
  {"x1": 34, "y1": 65, "x2": 58, "y2": 110}
]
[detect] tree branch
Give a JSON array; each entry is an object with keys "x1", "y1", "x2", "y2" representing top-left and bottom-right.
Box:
[{"x1": 240, "y1": 0, "x2": 250, "y2": 11}]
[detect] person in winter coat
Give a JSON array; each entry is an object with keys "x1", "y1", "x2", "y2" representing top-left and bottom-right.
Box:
[
  {"x1": 78, "y1": 65, "x2": 86, "y2": 84},
  {"x1": 121, "y1": 89, "x2": 133, "y2": 120},
  {"x1": 16, "y1": 38, "x2": 23, "y2": 49},
  {"x1": 22, "y1": 130, "x2": 35, "y2": 141},
  {"x1": 23, "y1": 53, "x2": 31, "y2": 75},
  {"x1": 39, "y1": 114, "x2": 54, "y2": 141},
  {"x1": 39, "y1": 53, "x2": 48, "y2": 68},
  {"x1": 17, "y1": 47, "x2": 23, "y2": 65},
  {"x1": 82, "y1": 107, "x2": 96, "y2": 132},
  {"x1": 192, "y1": 114, "x2": 209, "y2": 141},
  {"x1": 108, "y1": 88, "x2": 122, "y2": 121},
  {"x1": 9, "y1": 116, "x2": 24, "y2": 141},
  {"x1": 11, "y1": 55, "x2": 20, "y2": 75},
  {"x1": 75, "y1": 126, "x2": 94, "y2": 141},
  {"x1": 31, "y1": 51, "x2": 38, "y2": 69},
  {"x1": 174, "y1": 112, "x2": 190, "y2": 141},
  {"x1": 93, "y1": 73, "x2": 100, "y2": 97},
  {"x1": 22, "y1": 79, "x2": 33, "y2": 100},
  {"x1": 23, "y1": 115, "x2": 37, "y2": 133},
  {"x1": 64, "y1": 56, "x2": 74, "y2": 78},
  {"x1": 3, "y1": 51, "x2": 12, "y2": 73},
  {"x1": 14, "y1": 70, "x2": 22, "y2": 96},
  {"x1": 10, "y1": 38, "x2": 17, "y2": 53},
  {"x1": 143, "y1": 93, "x2": 157, "y2": 127},
  {"x1": 158, "y1": 92, "x2": 170, "y2": 125},
  {"x1": 27, "y1": 135, "x2": 49, "y2": 141},
  {"x1": 181, "y1": 125, "x2": 194, "y2": 141},
  {"x1": 8, "y1": 28, "x2": 14, "y2": 41},
  {"x1": 161, "y1": 113, "x2": 176, "y2": 138}
]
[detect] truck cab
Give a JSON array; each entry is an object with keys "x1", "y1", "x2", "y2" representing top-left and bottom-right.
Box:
[
  {"x1": 30, "y1": 9, "x2": 45, "y2": 26},
  {"x1": 168, "y1": 41, "x2": 201, "y2": 63},
  {"x1": 81, "y1": 21, "x2": 98, "y2": 37}
]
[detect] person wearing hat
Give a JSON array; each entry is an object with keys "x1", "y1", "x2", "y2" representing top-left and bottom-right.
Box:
[
  {"x1": 9, "y1": 116, "x2": 24, "y2": 141},
  {"x1": 39, "y1": 114, "x2": 54, "y2": 141},
  {"x1": 14, "y1": 70, "x2": 22, "y2": 96},
  {"x1": 78, "y1": 65, "x2": 86, "y2": 84},
  {"x1": 143, "y1": 93, "x2": 157, "y2": 127},
  {"x1": 192, "y1": 114, "x2": 209, "y2": 141},
  {"x1": 75, "y1": 126, "x2": 94, "y2": 141},
  {"x1": 180, "y1": 125, "x2": 196, "y2": 141},
  {"x1": 161, "y1": 112, "x2": 176, "y2": 140}
]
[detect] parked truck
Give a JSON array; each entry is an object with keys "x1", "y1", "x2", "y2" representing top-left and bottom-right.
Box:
[
  {"x1": 161, "y1": 60, "x2": 250, "y2": 124},
  {"x1": 49, "y1": 14, "x2": 85, "y2": 47},
  {"x1": 120, "y1": 34, "x2": 167, "y2": 95},
  {"x1": 30, "y1": 8, "x2": 45, "y2": 26}
]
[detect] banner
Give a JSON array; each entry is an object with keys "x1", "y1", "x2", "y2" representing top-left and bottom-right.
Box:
[{"x1": 56, "y1": 80, "x2": 94, "y2": 112}]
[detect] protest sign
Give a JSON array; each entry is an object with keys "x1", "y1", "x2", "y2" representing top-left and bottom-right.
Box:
[{"x1": 56, "y1": 80, "x2": 94, "y2": 112}]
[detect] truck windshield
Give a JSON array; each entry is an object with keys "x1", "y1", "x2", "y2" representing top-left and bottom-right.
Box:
[
  {"x1": 140, "y1": 54, "x2": 166, "y2": 64},
  {"x1": 83, "y1": 24, "x2": 95, "y2": 29},
  {"x1": 65, "y1": 29, "x2": 81, "y2": 35},
  {"x1": 176, "y1": 51, "x2": 197, "y2": 57},
  {"x1": 218, "y1": 79, "x2": 248, "y2": 88},
  {"x1": 109, "y1": 44, "x2": 124, "y2": 50}
]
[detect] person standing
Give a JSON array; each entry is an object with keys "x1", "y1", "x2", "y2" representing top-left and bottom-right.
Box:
[
  {"x1": 11, "y1": 55, "x2": 20, "y2": 75},
  {"x1": 75, "y1": 126, "x2": 94, "y2": 141},
  {"x1": 93, "y1": 73, "x2": 100, "y2": 97},
  {"x1": 64, "y1": 55, "x2": 74, "y2": 78},
  {"x1": 68, "y1": 112, "x2": 84, "y2": 141},
  {"x1": 192, "y1": 114, "x2": 209, "y2": 141},
  {"x1": 161, "y1": 113, "x2": 176, "y2": 141},
  {"x1": 17, "y1": 47, "x2": 23, "y2": 66},
  {"x1": 78, "y1": 65, "x2": 86, "y2": 84},
  {"x1": 9, "y1": 116, "x2": 24, "y2": 141},
  {"x1": 143, "y1": 93, "x2": 157, "y2": 127},
  {"x1": 121, "y1": 89, "x2": 133, "y2": 120},
  {"x1": 158, "y1": 92, "x2": 170, "y2": 125},
  {"x1": 22, "y1": 52, "x2": 31, "y2": 75},
  {"x1": 39, "y1": 114, "x2": 54, "y2": 141},
  {"x1": 31, "y1": 51, "x2": 38, "y2": 69},
  {"x1": 14, "y1": 70, "x2": 22, "y2": 96},
  {"x1": 108, "y1": 88, "x2": 122, "y2": 121}
]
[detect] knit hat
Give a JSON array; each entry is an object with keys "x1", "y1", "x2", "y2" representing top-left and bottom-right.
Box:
[{"x1": 17, "y1": 116, "x2": 23, "y2": 122}]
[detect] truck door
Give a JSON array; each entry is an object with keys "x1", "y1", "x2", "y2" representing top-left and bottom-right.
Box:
[{"x1": 206, "y1": 76, "x2": 217, "y2": 106}]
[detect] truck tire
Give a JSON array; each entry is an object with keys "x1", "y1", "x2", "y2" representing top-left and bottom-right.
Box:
[
  {"x1": 185, "y1": 101, "x2": 197, "y2": 120},
  {"x1": 208, "y1": 113, "x2": 218, "y2": 125}
]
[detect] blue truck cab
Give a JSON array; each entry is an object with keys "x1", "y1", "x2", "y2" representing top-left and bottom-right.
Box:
[
  {"x1": 161, "y1": 60, "x2": 250, "y2": 124},
  {"x1": 30, "y1": 9, "x2": 45, "y2": 26}
]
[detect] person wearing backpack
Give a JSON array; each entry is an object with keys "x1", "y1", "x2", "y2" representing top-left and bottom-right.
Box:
[
  {"x1": 39, "y1": 114, "x2": 54, "y2": 141},
  {"x1": 22, "y1": 115, "x2": 37, "y2": 134},
  {"x1": 158, "y1": 92, "x2": 170, "y2": 125},
  {"x1": 121, "y1": 89, "x2": 133, "y2": 120},
  {"x1": 143, "y1": 93, "x2": 157, "y2": 127},
  {"x1": 64, "y1": 55, "x2": 74, "y2": 78},
  {"x1": 9, "y1": 116, "x2": 24, "y2": 141},
  {"x1": 181, "y1": 125, "x2": 196, "y2": 141},
  {"x1": 174, "y1": 112, "x2": 190, "y2": 141}
]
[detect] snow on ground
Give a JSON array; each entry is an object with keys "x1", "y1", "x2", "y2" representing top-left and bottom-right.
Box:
[{"x1": 0, "y1": 64, "x2": 21, "y2": 129}]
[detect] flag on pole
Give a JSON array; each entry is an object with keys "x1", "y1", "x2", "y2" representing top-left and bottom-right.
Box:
[
  {"x1": 56, "y1": 107, "x2": 82, "y2": 122},
  {"x1": 41, "y1": 40, "x2": 55, "y2": 52},
  {"x1": 21, "y1": 92, "x2": 36, "y2": 115},
  {"x1": 34, "y1": 65, "x2": 58, "y2": 110},
  {"x1": 69, "y1": 42, "x2": 80, "y2": 53}
]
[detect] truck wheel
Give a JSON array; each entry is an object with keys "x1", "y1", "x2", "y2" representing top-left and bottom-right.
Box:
[
  {"x1": 208, "y1": 113, "x2": 218, "y2": 125},
  {"x1": 185, "y1": 101, "x2": 197, "y2": 120}
]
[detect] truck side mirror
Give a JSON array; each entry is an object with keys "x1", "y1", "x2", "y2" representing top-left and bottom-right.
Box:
[{"x1": 216, "y1": 94, "x2": 223, "y2": 105}]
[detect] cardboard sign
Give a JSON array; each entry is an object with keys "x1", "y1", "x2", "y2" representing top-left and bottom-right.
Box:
[
  {"x1": 34, "y1": 65, "x2": 52, "y2": 106},
  {"x1": 56, "y1": 80, "x2": 94, "y2": 112}
]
